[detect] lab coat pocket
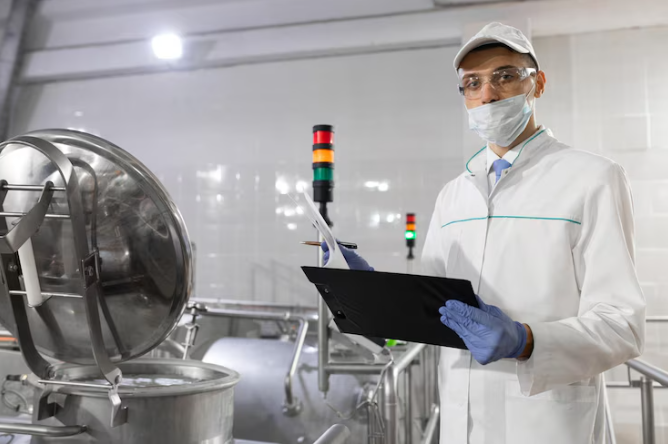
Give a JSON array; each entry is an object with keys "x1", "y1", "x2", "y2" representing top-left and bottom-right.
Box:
[{"x1": 505, "y1": 381, "x2": 597, "y2": 444}]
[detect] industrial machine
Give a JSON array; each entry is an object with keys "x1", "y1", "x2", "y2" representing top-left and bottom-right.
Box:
[
  {"x1": 0, "y1": 130, "x2": 239, "y2": 443},
  {"x1": 164, "y1": 300, "x2": 440, "y2": 444},
  {"x1": 0, "y1": 128, "x2": 439, "y2": 444}
]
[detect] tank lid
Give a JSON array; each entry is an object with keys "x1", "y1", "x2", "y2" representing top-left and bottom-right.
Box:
[{"x1": 0, "y1": 129, "x2": 192, "y2": 365}]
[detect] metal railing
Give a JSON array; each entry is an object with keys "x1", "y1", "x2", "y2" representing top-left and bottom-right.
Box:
[
  {"x1": 603, "y1": 316, "x2": 668, "y2": 443},
  {"x1": 607, "y1": 358, "x2": 668, "y2": 444},
  {"x1": 625, "y1": 359, "x2": 668, "y2": 444}
]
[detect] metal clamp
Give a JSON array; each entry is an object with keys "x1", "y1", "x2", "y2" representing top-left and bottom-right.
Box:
[
  {"x1": 38, "y1": 379, "x2": 128, "y2": 428},
  {"x1": 109, "y1": 385, "x2": 128, "y2": 428},
  {"x1": 182, "y1": 304, "x2": 204, "y2": 360}
]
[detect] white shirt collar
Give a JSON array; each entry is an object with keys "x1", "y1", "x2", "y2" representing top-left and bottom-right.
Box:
[
  {"x1": 485, "y1": 126, "x2": 546, "y2": 174},
  {"x1": 486, "y1": 145, "x2": 520, "y2": 174}
]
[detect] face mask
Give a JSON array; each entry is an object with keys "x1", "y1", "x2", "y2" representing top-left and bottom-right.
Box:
[{"x1": 467, "y1": 85, "x2": 536, "y2": 147}]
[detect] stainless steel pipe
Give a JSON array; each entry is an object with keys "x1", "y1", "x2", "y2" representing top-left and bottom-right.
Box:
[
  {"x1": 1, "y1": 184, "x2": 66, "y2": 192},
  {"x1": 199, "y1": 306, "x2": 309, "y2": 415},
  {"x1": 0, "y1": 211, "x2": 69, "y2": 219},
  {"x1": 190, "y1": 298, "x2": 317, "y2": 320},
  {"x1": 421, "y1": 404, "x2": 440, "y2": 444},
  {"x1": 392, "y1": 343, "x2": 425, "y2": 378},
  {"x1": 313, "y1": 424, "x2": 350, "y2": 444},
  {"x1": 324, "y1": 363, "x2": 386, "y2": 375},
  {"x1": 640, "y1": 377, "x2": 655, "y2": 444},
  {"x1": 405, "y1": 367, "x2": 412, "y2": 444},
  {"x1": 9, "y1": 290, "x2": 82, "y2": 299},
  {"x1": 284, "y1": 317, "x2": 309, "y2": 415},
  {"x1": 317, "y1": 233, "x2": 330, "y2": 394},
  {"x1": 627, "y1": 359, "x2": 668, "y2": 387},
  {"x1": 0, "y1": 423, "x2": 86, "y2": 437},
  {"x1": 382, "y1": 366, "x2": 399, "y2": 444}
]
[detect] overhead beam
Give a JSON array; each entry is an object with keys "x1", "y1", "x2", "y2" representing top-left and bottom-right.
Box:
[{"x1": 19, "y1": 0, "x2": 668, "y2": 84}]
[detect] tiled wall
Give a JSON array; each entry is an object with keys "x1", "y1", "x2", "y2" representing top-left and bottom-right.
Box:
[
  {"x1": 11, "y1": 46, "x2": 463, "y2": 306},
  {"x1": 534, "y1": 27, "x2": 668, "y2": 442}
]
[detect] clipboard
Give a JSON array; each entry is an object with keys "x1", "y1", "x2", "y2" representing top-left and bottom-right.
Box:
[{"x1": 302, "y1": 267, "x2": 478, "y2": 349}]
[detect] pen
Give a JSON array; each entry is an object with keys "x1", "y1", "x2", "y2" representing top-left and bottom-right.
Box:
[{"x1": 300, "y1": 240, "x2": 358, "y2": 250}]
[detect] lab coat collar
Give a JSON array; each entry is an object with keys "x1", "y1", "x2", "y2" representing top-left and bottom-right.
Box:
[{"x1": 465, "y1": 126, "x2": 551, "y2": 176}]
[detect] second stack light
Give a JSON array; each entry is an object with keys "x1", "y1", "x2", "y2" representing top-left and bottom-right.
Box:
[{"x1": 405, "y1": 213, "x2": 416, "y2": 245}]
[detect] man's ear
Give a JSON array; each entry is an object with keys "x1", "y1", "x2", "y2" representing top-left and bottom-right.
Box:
[{"x1": 535, "y1": 71, "x2": 547, "y2": 98}]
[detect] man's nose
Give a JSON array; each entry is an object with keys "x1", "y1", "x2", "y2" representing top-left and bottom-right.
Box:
[{"x1": 481, "y1": 82, "x2": 500, "y2": 105}]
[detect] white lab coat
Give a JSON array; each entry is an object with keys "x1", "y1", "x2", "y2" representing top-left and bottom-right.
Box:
[{"x1": 422, "y1": 128, "x2": 645, "y2": 444}]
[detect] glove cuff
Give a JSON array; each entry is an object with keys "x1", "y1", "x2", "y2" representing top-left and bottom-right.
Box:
[{"x1": 507, "y1": 322, "x2": 528, "y2": 359}]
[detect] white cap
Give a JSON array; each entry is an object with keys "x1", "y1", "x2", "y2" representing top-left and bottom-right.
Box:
[{"x1": 453, "y1": 22, "x2": 539, "y2": 70}]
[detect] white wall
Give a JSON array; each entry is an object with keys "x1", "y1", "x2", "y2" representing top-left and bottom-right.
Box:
[{"x1": 11, "y1": 45, "x2": 462, "y2": 305}]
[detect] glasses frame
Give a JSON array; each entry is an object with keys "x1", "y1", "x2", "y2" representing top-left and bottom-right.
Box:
[{"x1": 458, "y1": 67, "x2": 537, "y2": 99}]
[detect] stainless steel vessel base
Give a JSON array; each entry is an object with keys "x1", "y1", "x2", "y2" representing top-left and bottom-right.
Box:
[{"x1": 31, "y1": 359, "x2": 239, "y2": 444}]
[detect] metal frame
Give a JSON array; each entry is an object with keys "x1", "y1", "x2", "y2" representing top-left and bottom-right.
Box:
[
  {"x1": 0, "y1": 135, "x2": 128, "y2": 433},
  {"x1": 314, "y1": 230, "x2": 439, "y2": 444},
  {"x1": 194, "y1": 305, "x2": 310, "y2": 416},
  {"x1": 0, "y1": 136, "x2": 122, "y2": 386},
  {"x1": 184, "y1": 300, "x2": 441, "y2": 442}
]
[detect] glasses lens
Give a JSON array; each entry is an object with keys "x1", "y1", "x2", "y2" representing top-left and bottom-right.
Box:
[
  {"x1": 492, "y1": 68, "x2": 526, "y2": 92},
  {"x1": 460, "y1": 77, "x2": 481, "y2": 98},
  {"x1": 460, "y1": 68, "x2": 534, "y2": 99}
]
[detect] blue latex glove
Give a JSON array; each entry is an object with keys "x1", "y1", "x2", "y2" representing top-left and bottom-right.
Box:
[
  {"x1": 439, "y1": 295, "x2": 527, "y2": 365},
  {"x1": 321, "y1": 241, "x2": 374, "y2": 271}
]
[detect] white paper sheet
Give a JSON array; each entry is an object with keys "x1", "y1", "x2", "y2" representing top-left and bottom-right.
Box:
[
  {"x1": 290, "y1": 192, "x2": 349, "y2": 269},
  {"x1": 291, "y1": 192, "x2": 385, "y2": 355}
]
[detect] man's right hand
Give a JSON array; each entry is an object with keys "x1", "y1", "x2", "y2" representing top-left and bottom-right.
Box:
[{"x1": 321, "y1": 241, "x2": 374, "y2": 271}]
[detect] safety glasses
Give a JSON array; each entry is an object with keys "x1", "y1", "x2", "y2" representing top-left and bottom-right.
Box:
[{"x1": 458, "y1": 67, "x2": 536, "y2": 99}]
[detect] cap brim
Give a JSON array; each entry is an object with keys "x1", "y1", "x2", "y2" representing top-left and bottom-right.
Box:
[{"x1": 453, "y1": 36, "x2": 531, "y2": 70}]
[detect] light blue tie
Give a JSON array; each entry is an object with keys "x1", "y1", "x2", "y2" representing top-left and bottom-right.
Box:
[{"x1": 492, "y1": 159, "x2": 512, "y2": 183}]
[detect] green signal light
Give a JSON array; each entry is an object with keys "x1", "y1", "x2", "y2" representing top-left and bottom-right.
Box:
[{"x1": 405, "y1": 231, "x2": 416, "y2": 240}]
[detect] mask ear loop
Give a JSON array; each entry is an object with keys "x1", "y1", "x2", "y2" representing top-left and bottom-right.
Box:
[
  {"x1": 525, "y1": 79, "x2": 538, "y2": 112},
  {"x1": 525, "y1": 79, "x2": 537, "y2": 100}
]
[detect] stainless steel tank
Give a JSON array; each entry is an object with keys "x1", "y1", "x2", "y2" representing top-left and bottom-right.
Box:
[
  {"x1": 202, "y1": 337, "x2": 375, "y2": 444},
  {"x1": 0, "y1": 130, "x2": 240, "y2": 443},
  {"x1": 30, "y1": 359, "x2": 239, "y2": 444}
]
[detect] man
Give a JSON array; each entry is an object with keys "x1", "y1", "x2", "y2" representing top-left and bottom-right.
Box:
[{"x1": 328, "y1": 22, "x2": 645, "y2": 443}]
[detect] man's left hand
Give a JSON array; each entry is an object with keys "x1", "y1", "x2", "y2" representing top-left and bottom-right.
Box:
[{"x1": 439, "y1": 296, "x2": 527, "y2": 365}]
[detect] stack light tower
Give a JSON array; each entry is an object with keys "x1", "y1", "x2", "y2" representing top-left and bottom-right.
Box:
[
  {"x1": 405, "y1": 213, "x2": 416, "y2": 273},
  {"x1": 312, "y1": 125, "x2": 335, "y2": 226}
]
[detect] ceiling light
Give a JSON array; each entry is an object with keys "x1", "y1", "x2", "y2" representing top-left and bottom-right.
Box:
[{"x1": 151, "y1": 33, "x2": 183, "y2": 60}]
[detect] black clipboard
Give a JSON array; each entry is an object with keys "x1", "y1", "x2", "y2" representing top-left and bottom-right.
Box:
[{"x1": 302, "y1": 267, "x2": 478, "y2": 349}]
